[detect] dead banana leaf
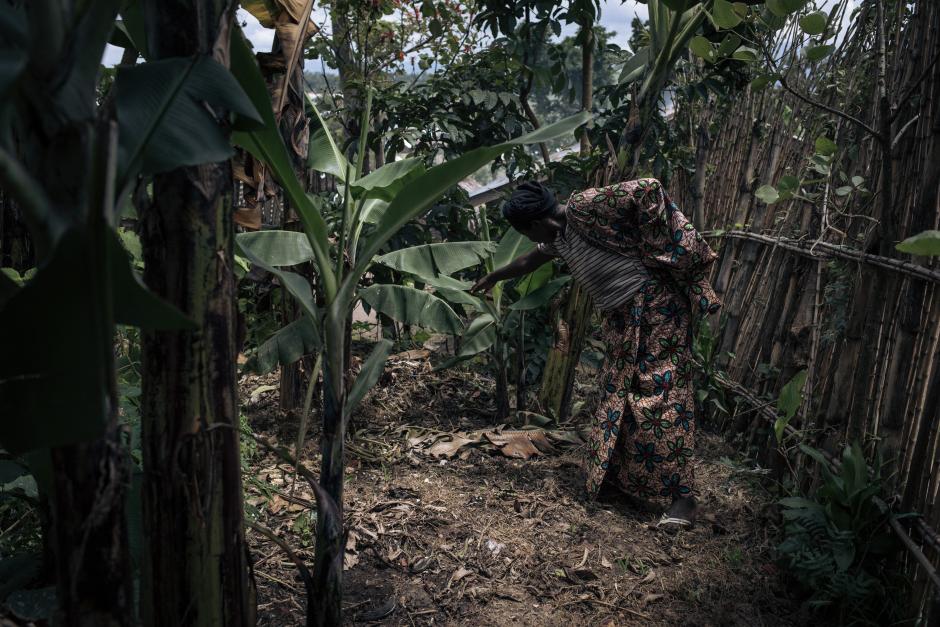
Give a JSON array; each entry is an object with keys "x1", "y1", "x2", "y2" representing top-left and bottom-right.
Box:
[
  {"x1": 242, "y1": 0, "x2": 310, "y2": 26},
  {"x1": 427, "y1": 434, "x2": 481, "y2": 458},
  {"x1": 234, "y1": 206, "x2": 262, "y2": 230},
  {"x1": 407, "y1": 426, "x2": 580, "y2": 460}
]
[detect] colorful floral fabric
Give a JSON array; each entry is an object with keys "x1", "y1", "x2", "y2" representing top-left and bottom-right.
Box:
[
  {"x1": 563, "y1": 178, "x2": 721, "y2": 502},
  {"x1": 566, "y1": 178, "x2": 721, "y2": 325}
]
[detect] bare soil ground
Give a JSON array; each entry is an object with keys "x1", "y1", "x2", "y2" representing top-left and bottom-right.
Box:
[{"x1": 242, "y1": 351, "x2": 813, "y2": 626}]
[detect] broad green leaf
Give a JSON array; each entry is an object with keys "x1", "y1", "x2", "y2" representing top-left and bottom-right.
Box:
[
  {"x1": 835, "y1": 185, "x2": 852, "y2": 196},
  {"x1": 711, "y1": 0, "x2": 742, "y2": 28},
  {"x1": 422, "y1": 274, "x2": 474, "y2": 291},
  {"x1": 896, "y1": 230, "x2": 940, "y2": 256},
  {"x1": 344, "y1": 339, "x2": 394, "y2": 419},
  {"x1": 110, "y1": 229, "x2": 196, "y2": 330},
  {"x1": 755, "y1": 185, "x2": 779, "y2": 204},
  {"x1": 766, "y1": 0, "x2": 805, "y2": 17},
  {"x1": 619, "y1": 46, "x2": 650, "y2": 84},
  {"x1": 716, "y1": 34, "x2": 742, "y2": 58},
  {"x1": 815, "y1": 135, "x2": 837, "y2": 156},
  {"x1": 777, "y1": 175, "x2": 800, "y2": 193},
  {"x1": 509, "y1": 276, "x2": 570, "y2": 311},
  {"x1": 116, "y1": 56, "x2": 261, "y2": 186},
  {"x1": 359, "y1": 284, "x2": 462, "y2": 335},
  {"x1": 360, "y1": 197, "x2": 390, "y2": 225},
  {"x1": 110, "y1": 20, "x2": 137, "y2": 50},
  {"x1": 308, "y1": 88, "x2": 358, "y2": 181},
  {"x1": 375, "y1": 241, "x2": 497, "y2": 279},
  {"x1": 435, "y1": 287, "x2": 485, "y2": 310},
  {"x1": 493, "y1": 228, "x2": 535, "y2": 269},
  {"x1": 805, "y1": 44, "x2": 834, "y2": 62},
  {"x1": 660, "y1": 0, "x2": 693, "y2": 12},
  {"x1": 0, "y1": 229, "x2": 106, "y2": 453},
  {"x1": 731, "y1": 47, "x2": 758, "y2": 62},
  {"x1": 799, "y1": 11, "x2": 827, "y2": 35},
  {"x1": 777, "y1": 369, "x2": 807, "y2": 419},
  {"x1": 457, "y1": 313, "x2": 497, "y2": 357},
  {"x1": 52, "y1": 0, "x2": 121, "y2": 122},
  {"x1": 308, "y1": 128, "x2": 352, "y2": 179},
  {"x1": 516, "y1": 262, "x2": 553, "y2": 296},
  {"x1": 249, "y1": 317, "x2": 319, "y2": 374},
  {"x1": 236, "y1": 240, "x2": 321, "y2": 329},
  {"x1": 230, "y1": 30, "x2": 336, "y2": 299},
  {"x1": 689, "y1": 36, "x2": 715, "y2": 62},
  {"x1": 750, "y1": 74, "x2": 777, "y2": 91},
  {"x1": 799, "y1": 443, "x2": 833, "y2": 480},
  {"x1": 774, "y1": 369, "x2": 807, "y2": 442},
  {"x1": 236, "y1": 231, "x2": 315, "y2": 267},
  {"x1": 351, "y1": 158, "x2": 426, "y2": 201},
  {"x1": 339, "y1": 112, "x2": 591, "y2": 312},
  {"x1": 851, "y1": 175, "x2": 865, "y2": 187}
]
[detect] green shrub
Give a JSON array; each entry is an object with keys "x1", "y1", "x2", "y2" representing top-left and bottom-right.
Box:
[{"x1": 777, "y1": 443, "x2": 909, "y2": 624}]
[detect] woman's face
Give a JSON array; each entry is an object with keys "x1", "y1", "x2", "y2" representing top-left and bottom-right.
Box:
[{"x1": 515, "y1": 214, "x2": 564, "y2": 244}]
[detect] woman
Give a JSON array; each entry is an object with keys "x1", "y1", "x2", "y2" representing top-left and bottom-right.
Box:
[{"x1": 471, "y1": 179, "x2": 720, "y2": 526}]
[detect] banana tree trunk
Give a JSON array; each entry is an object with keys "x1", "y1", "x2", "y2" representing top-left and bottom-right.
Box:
[
  {"x1": 310, "y1": 313, "x2": 349, "y2": 627},
  {"x1": 539, "y1": 284, "x2": 593, "y2": 420},
  {"x1": 138, "y1": 2, "x2": 255, "y2": 625}
]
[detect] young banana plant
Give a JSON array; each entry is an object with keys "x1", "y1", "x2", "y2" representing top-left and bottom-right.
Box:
[
  {"x1": 227, "y1": 28, "x2": 590, "y2": 626},
  {"x1": 370, "y1": 218, "x2": 571, "y2": 422}
]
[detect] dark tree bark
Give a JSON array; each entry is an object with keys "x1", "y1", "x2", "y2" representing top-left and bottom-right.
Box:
[{"x1": 138, "y1": 1, "x2": 255, "y2": 625}]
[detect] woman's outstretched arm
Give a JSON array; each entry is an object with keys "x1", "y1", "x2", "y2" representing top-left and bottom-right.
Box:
[{"x1": 470, "y1": 248, "x2": 554, "y2": 293}]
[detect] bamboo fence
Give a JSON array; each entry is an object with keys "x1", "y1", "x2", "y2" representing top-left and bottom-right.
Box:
[{"x1": 669, "y1": 0, "x2": 940, "y2": 615}]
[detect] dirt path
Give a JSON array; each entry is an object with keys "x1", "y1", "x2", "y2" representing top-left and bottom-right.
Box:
[{"x1": 243, "y1": 354, "x2": 813, "y2": 626}]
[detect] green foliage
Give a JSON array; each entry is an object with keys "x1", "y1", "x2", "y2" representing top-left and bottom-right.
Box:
[
  {"x1": 778, "y1": 444, "x2": 908, "y2": 623},
  {"x1": 0, "y1": 1, "x2": 252, "y2": 456},
  {"x1": 896, "y1": 230, "x2": 940, "y2": 256},
  {"x1": 115, "y1": 55, "x2": 261, "y2": 187},
  {"x1": 774, "y1": 369, "x2": 807, "y2": 443},
  {"x1": 359, "y1": 284, "x2": 463, "y2": 335},
  {"x1": 691, "y1": 318, "x2": 731, "y2": 425}
]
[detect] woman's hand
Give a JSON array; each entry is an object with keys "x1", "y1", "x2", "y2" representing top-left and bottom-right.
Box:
[{"x1": 470, "y1": 273, "x2": 499, "y2": 294}]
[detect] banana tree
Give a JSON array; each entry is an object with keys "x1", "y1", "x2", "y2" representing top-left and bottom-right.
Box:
[
  {"x1": 228, "y1": 27, "x2": 590, "y2": 625},
  {"x1": 0, "y1": 2, "x2": 262, "y2": 623},
  {"x1": 368, "y1": 220, "x2": 570, "y2": 422}
]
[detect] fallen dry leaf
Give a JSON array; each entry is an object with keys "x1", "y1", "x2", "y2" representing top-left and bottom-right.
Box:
[
  {"x1": 428, "y1": 434, "x2": 480, "y2": 458},
  {"x1": 448, "y1": 566, "x2": 473, "y2": 589}
]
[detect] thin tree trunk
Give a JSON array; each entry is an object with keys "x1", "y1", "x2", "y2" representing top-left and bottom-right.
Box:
[{"x1": 138, "y1": 2, "x2": 255, "y2": 625}]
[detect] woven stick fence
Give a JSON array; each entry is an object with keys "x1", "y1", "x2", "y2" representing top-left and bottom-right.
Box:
[{"x1": 667, "y1": 0, "x2": 940, "y2": 616}]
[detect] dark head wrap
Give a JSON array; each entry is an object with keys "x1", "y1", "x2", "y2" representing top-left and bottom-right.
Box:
[{"x1": 502, "y1": 181, "x2": 557, "y2": 228}]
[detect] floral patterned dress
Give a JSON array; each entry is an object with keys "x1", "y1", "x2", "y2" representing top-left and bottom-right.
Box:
[{"x1": 564, "y1": 178, "x2": 721, "y2": 502}]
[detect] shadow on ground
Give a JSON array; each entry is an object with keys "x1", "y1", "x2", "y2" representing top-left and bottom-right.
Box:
[{"x1": 242, "y1": 351, "x2": 812, "y2": 626}]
